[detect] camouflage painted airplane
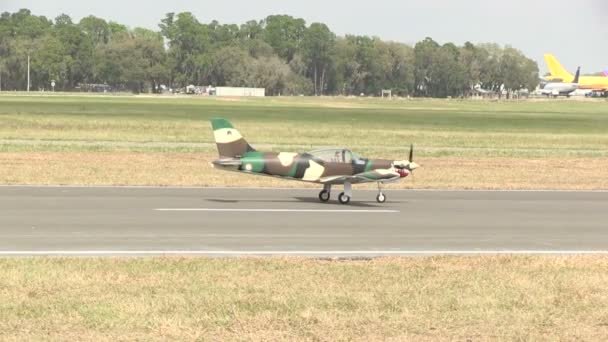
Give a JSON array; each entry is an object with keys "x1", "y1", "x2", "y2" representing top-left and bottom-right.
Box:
[{"x1": 210, "y1": 118, "x2": 419, "y2": 204}]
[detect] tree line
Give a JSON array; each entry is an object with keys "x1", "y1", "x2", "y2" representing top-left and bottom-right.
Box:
[{"x1": 0, "y1": 9, "x2": 539, "y2": 97}]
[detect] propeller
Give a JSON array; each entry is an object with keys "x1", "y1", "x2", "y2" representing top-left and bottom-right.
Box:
[
  {"x1": 407, "y1": 144, "x2": 420, "y2": 171},
  {"x1": 393, "y1": 144, "x2": 420, "y2": 178},
  {"x1": 409, "y1": 144, "x2": 413, "y2": 164}
]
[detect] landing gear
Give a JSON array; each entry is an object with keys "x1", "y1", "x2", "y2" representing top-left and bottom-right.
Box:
[
  {"x1": 338, "y1": 182, "x2": 352, "y2": 205},
  {"x1": 338, "y1": 192, "x2": 351, "y2": 204},
  {"x1": 376, "y1": 182, "x2": 386, "y2": 203},
  {"x1": 318, "y1": 184, "x2": 331, "y2": 202}
]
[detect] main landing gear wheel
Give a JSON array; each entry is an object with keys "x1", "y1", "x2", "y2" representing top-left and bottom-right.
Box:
[
  {"x1": 376, "y1": 182, "x2": 386, "y2": 203},
  {"x1": 338, "y1": 192, "x2": 351, "y2": 204},
  {"x1": 318, "y1": 190, "x2": 330, "y2": 202}
]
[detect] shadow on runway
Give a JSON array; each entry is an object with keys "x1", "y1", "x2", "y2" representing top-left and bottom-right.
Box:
[
  {"x1": 292, "y1": 197, "x2": 380, "y2": 207},
  {"x1": 206, "y1": 197, "x2": 397, "y2": 208}
]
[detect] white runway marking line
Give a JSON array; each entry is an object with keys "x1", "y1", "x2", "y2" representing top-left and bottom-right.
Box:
[
  {"x1": 2, "y1": 250, "x2": 608, "y2": 256},
  {"x1": 154, "y1": 208, "x2": 399, "y2": 213}
]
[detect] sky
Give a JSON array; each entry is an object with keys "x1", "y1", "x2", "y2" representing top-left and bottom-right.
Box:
[{"x1": 3, "y1": 0, "x2": 607, "y2": 73}]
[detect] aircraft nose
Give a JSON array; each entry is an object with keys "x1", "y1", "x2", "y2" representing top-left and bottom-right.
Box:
[{"x1": 397, "y1": 169, "x2": 409, "y2": 178}]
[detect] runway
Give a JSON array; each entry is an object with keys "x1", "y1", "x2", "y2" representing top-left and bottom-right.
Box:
[{"x1": 1, "y1": 186, "x2": 607, "y2": 256}]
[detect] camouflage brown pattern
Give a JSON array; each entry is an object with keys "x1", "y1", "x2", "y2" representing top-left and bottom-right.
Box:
[
  {"x1": 212, "y1": 118, "x2": 256, "y2": 158},
  {"x1": 211, "y1": 118, "x2": 418, "y2": 185}
]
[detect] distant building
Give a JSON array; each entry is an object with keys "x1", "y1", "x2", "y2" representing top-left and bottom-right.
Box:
[
  {"x1": 77, "y1": 83, "x2": 112, "y2": 92},
  {"x1": 215, "y1": 87, "x2": 265, "y2": 97}
]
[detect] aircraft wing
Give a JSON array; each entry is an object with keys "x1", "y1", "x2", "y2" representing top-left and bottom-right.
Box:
[{"x1": 319, "y1": 170, "x2": 400, "y2": 184}]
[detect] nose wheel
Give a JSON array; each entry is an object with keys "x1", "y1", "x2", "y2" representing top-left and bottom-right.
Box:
[
  {"x1": 338, "y1": 182, "x2": 352, "y2": 205},
  {"x1": 376, "y1": 182, "x2": 387, "y2": 203}
]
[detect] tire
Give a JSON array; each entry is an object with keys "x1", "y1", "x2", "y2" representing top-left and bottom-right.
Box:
[
  {"x1": 376, "y1": 193, "x2": 386, "y2": 203},
  {"x1": 318, "y1": 190, "x2": 330, "y2": 202},
  {"x1": 338, "y1": 192, "x2": 351, "y2": 204}
]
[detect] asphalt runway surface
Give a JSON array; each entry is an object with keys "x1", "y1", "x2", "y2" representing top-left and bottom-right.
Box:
[{"x1": 1, "y1": 186, "x2": 607, "y2": 256}]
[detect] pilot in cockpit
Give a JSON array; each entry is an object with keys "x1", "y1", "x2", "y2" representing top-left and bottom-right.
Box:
[{"x1": 333, "y1": 151, "x2": 342, "y2": 162}]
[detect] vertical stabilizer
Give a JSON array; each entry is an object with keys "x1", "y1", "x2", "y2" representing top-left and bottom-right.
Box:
[
  {"x1": 544, "y1": 54, "x2": 574, "y2": 80},
  {"x1": 572, "y1": 67, "x2": 581, "y2": 84},
  {"x1": 211, "y1": 118, "x2": 256, "y2": 158}
]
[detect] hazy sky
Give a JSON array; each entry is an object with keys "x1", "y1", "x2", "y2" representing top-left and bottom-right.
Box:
[{"x1": 3, "y1": 0, "x2": 607, "y2": 73}]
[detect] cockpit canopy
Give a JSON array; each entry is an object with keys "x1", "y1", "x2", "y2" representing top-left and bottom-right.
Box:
[{"x1": 307, "y1": 148, "x2": 364, "y2": 164}]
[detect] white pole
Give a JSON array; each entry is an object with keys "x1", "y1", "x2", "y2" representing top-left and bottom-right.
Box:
[{"x1": 27, "y1": 54, "x2": 30, "y2": 92}]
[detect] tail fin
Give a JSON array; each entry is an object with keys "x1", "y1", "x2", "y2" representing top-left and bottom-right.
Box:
[
  {"x1": 544, "y1": 54, "x2": 574, "y2": 80},
  {"x1": 572, "y1": 67, "x2": 581, "y2": 84},
  {"x1": 211, "y1": 118, "x2": 256, "y2": 158},
  {"x1": 603, "y1": 69, "x2": 608, "y2": 77}
]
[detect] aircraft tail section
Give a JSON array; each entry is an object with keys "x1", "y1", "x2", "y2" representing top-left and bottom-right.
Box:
[
  {"x1": 211, "y1": 118, "x2": 256, "y2": 158},
  {"x1": 573, "y1": 67, "x2": 581, "y2": 84},
  {"x1": 544, "y1": 54, "x2": 574, "y2": 80},
  {"x1": 603, "y1": 69, "x2": 608, "y2": 77}
]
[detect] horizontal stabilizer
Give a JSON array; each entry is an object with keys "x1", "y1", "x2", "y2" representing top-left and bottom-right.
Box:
[{"x1": 212, "y1": 159, "x2": 242, "y2": 167}]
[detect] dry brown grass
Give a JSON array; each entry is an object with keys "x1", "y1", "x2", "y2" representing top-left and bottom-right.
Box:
[
  {"x1": 0, "y1": 256, "x2": 607, "y2": 341},
  {"x1": 1, "y1": 152, "x2": 607, "y2": 189}
]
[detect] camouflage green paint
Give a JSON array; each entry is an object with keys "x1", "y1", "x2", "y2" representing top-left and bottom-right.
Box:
[
  {"x1": 210, "y1": 118, "x2": 419, "y2": 184},
  {"x1": 212, "y1": 117, "x2": 256, "y2": 158},
  {"x1": 240, "y1": 151, "x2": 266, "y2": 173}
]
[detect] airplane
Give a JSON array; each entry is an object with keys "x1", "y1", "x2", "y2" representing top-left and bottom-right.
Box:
[
  {"x1": 544, "y1": 54, "x2": 608, "y2": 90},
  {"x1": 603, "y1": 69, "x2": 608, "y2": 77},
  {"x1": 210, "y1": 118, "x2": 419, "y2": 204},
  {"x1": 540, "y1": 66, "x2": 580, "y2": 97}
]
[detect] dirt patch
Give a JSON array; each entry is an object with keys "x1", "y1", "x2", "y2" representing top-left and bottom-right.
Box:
[{"x1": 1, "y1": 152, "x2": 606, "y2": 189}]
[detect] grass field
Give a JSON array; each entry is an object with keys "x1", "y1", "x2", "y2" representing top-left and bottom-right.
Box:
[
  {"x1": 1, "y1": 256, "x2": 607, "y2": 341},
  {"x1": 1, "y1": 94, "x2": 607, "y2": 188},
  {"x1": 2, "y1": 96, "x2": 607, "y2": 341}
]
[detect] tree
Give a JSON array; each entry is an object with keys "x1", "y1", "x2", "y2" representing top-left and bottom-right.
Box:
[
  {"x1": 262, "y1": 15, "x2": 306, "y2": 62},
  {"x1": 79, "y1": 16, "x2": 110, "y2": 46},
  {"x1": 239, "y1": 20, "x2": 263, "y2": 40},
  {"x1": 52, "y1": 15, "x2": 94, "y2": 89},
  {"x1": 333, "y1": 35, "x2": 382, "y2": 96},
  {"x1": 477, "y1": 43, "x2": 503, "y2": 94},
  {"x1": 427, "y1": 43, "x2": 467, "y2": 98},
  {"x1": 207, "y1": 46, "x2": 252, "y2": 87},
  {"x1": 375, "y1": 41, "x2": 415, "y2": 96},
  {"x1": 108, "y1": 21, "x2": 129, "y2": 40},
  {"x1": 94, "y1": 27, "x2": 168, "y2": 93},
  {"x1": 301, "y1": 23, "x2": 335, "y2": 95},
  {"x1": 414, "y1": 37, "x2": 440, "y2": 97},
  {"x1": 249, "y1": 55, "x2": 291, "y2": 95},
  {"x1": 132, "y1": 28, "x2": 169, "y2": 92},
  {"x1": 31, "y1": 34, "x2": 67, "y2": 89},
  {"x1": 159, "y1": 12, "x2": 210, "y2": 86},
  {"x1": 0, "y1": 8, "x2": 540, "y2": 96},
  {"x1": 0, "y1": 9, "x2": 52, "y2": 90}
]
